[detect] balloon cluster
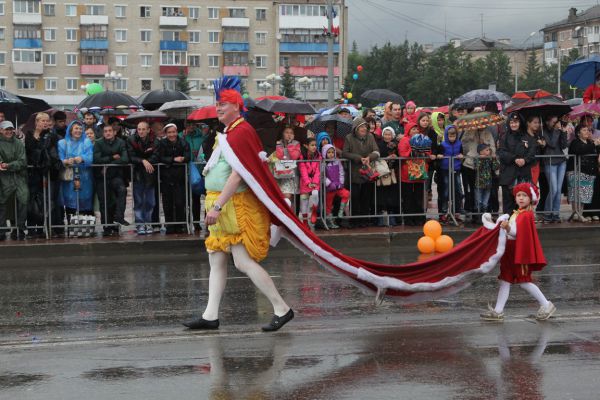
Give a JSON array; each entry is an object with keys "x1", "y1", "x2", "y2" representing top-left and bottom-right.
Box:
[
  {"x1": 83, "y1": 83, "x2": 104, "y2": 96},
  {"x1": 417, "y1": 220, "x2": 454, "y2": 255},
  {"x1": 341, "y1": 65, "x2": 364, "y2": 104}
]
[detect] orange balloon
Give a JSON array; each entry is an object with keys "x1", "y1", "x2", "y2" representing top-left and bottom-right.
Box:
[
  {"x1": 435, "y1": 235, "x2": 454, "y2": 253},
  {"x1": 423, "y1": 220, "x2": 442, "y2": 239},
  {"x1": 417, "y1": 236, "x2": 436, "y2": 254}
]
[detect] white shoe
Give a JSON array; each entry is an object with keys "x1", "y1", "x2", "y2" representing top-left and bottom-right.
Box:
[
  {"x1": 581, "y1": 216, "x2": 591, "y2": 222},
  {"x1": 593, "y1": 216, "x2": 600, "y2": 222},
  {"x1": 536, "y1": 301, "x2": 556, "y2": 321},
  {"x1": 480, "y1": 304, "x2": 504, "y2": 321},
  {"x1": 572, "y1": 214, "x2": 580, "y2": 221}
]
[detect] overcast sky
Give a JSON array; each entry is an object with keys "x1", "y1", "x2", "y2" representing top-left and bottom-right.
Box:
[{"x1": 347, "y1": 0, "x2": 600, "y2": 51}]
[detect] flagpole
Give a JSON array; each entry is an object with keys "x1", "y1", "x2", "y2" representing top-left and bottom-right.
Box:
[{"x1": 327, "y1": 0, "x2": 335, "y2": 106}]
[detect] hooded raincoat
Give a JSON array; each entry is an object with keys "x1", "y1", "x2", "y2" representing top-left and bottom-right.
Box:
[{"x1": 58, "y1": 121, "x2": 94, "y2": 211}]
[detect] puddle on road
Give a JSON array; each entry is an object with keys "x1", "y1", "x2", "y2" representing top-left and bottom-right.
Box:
[{"x1": 0, "y1": 373, "x2": 49, "y2": 388}]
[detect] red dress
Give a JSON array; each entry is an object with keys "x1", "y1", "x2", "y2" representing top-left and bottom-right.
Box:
[{"x1": 498, "y1": 209, "x2": 547, "y2": 283}]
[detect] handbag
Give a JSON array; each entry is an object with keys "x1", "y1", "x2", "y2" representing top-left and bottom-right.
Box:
[
  {"x1": 377, "y1": 168, "x2": 397, "y2": 186},
  {"x1": 273, "y1": 146, "x2": 297, "y2": 179},
  {"x1": 407, "y1": 158, "x2": 428, "y2": 181},
  {"x1": 371, "y1": 159, "x2": 391, "y2": 177},
  {"x1": 189, "y1": 160, "x2": 205, "y2": 195},
  {"x1": 60, "y1": 166, "x2": 74, "y2": 181}
]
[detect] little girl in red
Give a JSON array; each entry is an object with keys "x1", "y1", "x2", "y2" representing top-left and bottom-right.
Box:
[{"x1": 481, "y1": 182, "x2": 556, "y2": 321}]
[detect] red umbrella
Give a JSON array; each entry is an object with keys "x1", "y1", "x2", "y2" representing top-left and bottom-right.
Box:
[
  {"x1": 567, "y1": 102, "x2": 600, "y2": 120},
  {"x1": 433, "y1": 105, "x2": 449, "y2": 114},
  {"x1": 187, "y1": 105, "x2": 217, "y2": 121},
  {"x1": 506, "y1": 89, "x2": 571, "y2": 117},
  {"x1": 255, "y1": 95, "x2": 286, "y2": 101}
]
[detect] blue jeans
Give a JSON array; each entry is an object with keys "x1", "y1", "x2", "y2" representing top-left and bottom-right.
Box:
[
  {"x1": 441, "y1": 170, "x2": 464, "y2": 214},
  {"x1": 133, "y1": 182, "x2": 156, "y2": 224},
  {"x1": 544, "y1": 161, "x2": 566, "y2": 220},
  {"x1": 475, "y1": 188, "x2": 491, "y2": 214}
]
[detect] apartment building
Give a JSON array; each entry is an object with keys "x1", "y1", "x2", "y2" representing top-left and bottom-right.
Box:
[
  {"x1": 0, "y1": 0, "x2": 347, "y2": 106},
  {"x1": 542, "y1": 6, "x2": 600, "y2": 64}
]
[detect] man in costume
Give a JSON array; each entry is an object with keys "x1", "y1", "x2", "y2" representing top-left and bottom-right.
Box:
[{"x1": 183, "y1": 77, "x2": 294, "y2": 331}]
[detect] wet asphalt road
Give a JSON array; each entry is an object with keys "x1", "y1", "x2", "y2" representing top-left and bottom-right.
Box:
[{"x1": 1, "y1": 230, "x2": 600, "y2": 399}]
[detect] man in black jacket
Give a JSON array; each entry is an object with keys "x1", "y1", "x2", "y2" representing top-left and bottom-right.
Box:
[{"x1": 93, "y1": 124, "x2": 130, "y2": 235}]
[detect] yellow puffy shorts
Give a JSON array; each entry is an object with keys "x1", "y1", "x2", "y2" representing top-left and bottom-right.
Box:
[{"x1": 204, "y1": 190, "x2": 271, "y2": 262}]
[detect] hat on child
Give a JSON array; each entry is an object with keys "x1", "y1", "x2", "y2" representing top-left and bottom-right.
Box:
[
  {"x1": 477, "y1": 143, "x2": 490, "y2": 153},
  {"x1": 512, "y1": 182, "x2": 539, "y2": 205}
]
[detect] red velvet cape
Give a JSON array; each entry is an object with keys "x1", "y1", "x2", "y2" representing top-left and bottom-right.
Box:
[
  {"x1": 514, "y1": 210, "x2": 547, "y2": 271},
  {"x1": 222, "y1": 119, "x2": 508, "y2": 300}
]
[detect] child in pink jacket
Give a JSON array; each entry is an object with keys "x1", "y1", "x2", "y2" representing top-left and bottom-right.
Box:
[{"x1": 298, "y1": 137, "x2": 321, "y2": 227}]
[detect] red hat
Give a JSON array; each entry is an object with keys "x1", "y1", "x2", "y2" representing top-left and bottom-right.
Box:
[
  {"x1": 512, "y1": 182, "x2": 539, "y2": 205},
  {"x1": 405, "y1": 122, "x2": 418, "y2": 135}
]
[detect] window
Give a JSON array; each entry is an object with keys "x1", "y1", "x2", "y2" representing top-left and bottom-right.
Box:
[
  {"x1": 255, "y1": 55, "x2": 267, "y2": 68},
  {"x1": 140, "y1": 6, "x2": 151, "y2": 17},
  {"x1": 208, "y1": 31, "x2": 220, "y2": 43},
  {"x1": 280, "y1": 56, "x2": 289, "y2": 67},
  {"x1": 82, "y1": 50, "x2": 106, "y2": 65},
  {"x1": 188, "y1": 55, "x2": 201, "y2": 67},
  {"x1": 223, "y1": 28, "x2": 247, "y2": 42},
  {"x1": 208, "y1": 7, "x2": 218, "y2": 19},
  {"x1": 208, "y1": 55, "x2": 220, "y2": 68},
  {"x1": 161, "y1": 31, "x2": 180, "y2": 41},
  {"x1": 14, "y1": 26, "x2": 41, "y2": 39},
  {"x1": 66, "y1": 78, "x2": 78, "y2": 91},
  {"x1": 85, "y1": 5, "x2": 105, "y2": 15},
  {"x1": 299, "y1": 56, "x2": 318, "y2": 67},
  {"x1": 255, "y1": 80, "x2": 266, "y2": 91},
  {"x1": 13, "y1": 49, "x2": 41, "y2": 62},
  {"x1": 115, "y1": 54, "x2": 128, "y2": 67},
  {"x1": 115, "y1": 5, "x2": 126, "y2": 18},
  {"x1": 162, "y1": 79, "x2": 177, "y2": 90},
  {"x1": 81, "y1": 25, "x2": 107, "y2": 40},
  {"x1": 256, "y1": 9, "x2": 266, "y2": 21},
  {"x1": 140, "y1": 30, "x2": 151, "y2": 42},
  {"x1": 223, "y1": 52, "x2": 247, "y2": 66},
  {"x1": 189, "y1": 7, "x2": 199, "y2": 19},
  {"x1": 44, "y1": 52, "x2": 56, "y2": 65},
  {"x1": 17, "y1": 79, "x2": 36, "y2": 90},
  {"x1": 115, "y1": 79, "x2": 127, "y2": 91},
  {"x1": 189, "y1": 79, "x2": 201, "y2": 91},
  {"x1": 43, "y1": 3, "x2": 55, "y2": 16},
  {"x1": 45, "y1": 78, "x2": 57, "y2": 91},
  {"x1": 160, "y1": 51, "x2": 186, "y2": 65},
  {"x1": 66, "y1": 53, "x2": 77, "y2": 66},
  {"x1": 189, "y1": 31, "x2": 201, "y2": 43},
  {"x1": 256, "y1": 32, "x2": 266, "y2": 45},
  {"x1": 44, "y1": 28, "x2": 56, "y2": 41},
  {"x1": 65, "y1": 28, "x2": 77, "y2": 41},
  {"x1": 141, "y1": 79, "x2": 152, "y2": 91},
  {"x1": 0, "y1": 78, "x2": 5, "y2": 89},
  {"x1": 140, "y1": 54, "x2": 152, "y2": 67},
  {"x1": 115, "y1": 29, "x2": 127, "y2": 42},
  {"x1": 162, "y1": 6, "x2": 183, "y2": 16},
  {"x1": 0, "y1": 52, "x2": 5, "y2": 65},
  {"x1": 14, "y1": 1, "x2": 40, "y2": 14},
  {"x1": 229, "y1": 8, "x2": 246, "y2": 18},
  {"x1": 65, "y1": 4, "x2": 77, "y2": 17},
  {"x1": 0, "y1": 28, "x2": 4, "y2": 40},
  {"x1": 0, "y1": 2, "x2": 4, "y2": 15}
]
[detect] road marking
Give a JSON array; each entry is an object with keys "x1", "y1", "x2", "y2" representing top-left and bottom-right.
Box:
[{"x1": 192, "y1": 275, "x2": 281, "y2": 281}]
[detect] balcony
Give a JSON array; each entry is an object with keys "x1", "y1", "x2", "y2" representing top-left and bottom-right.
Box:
[
  {"x1": 223, "y1": 66, "x2": 250, "y2": 76},
  {"x1": 13, "y1": 13, "x2": 42, "y2": 25},
  {"x1": 80, "y1": 15, "x2": 109, "y2": 25},
  {"x1": 160, "y1": 40, "x2": 188, "y2": 51},
  {"x1": 80, "y1": 39, "x2": 109, "y2": 50},
  {"x1": 13, "y1": 62, "x2": 43, "y2": 75},
  {"x1": 159, "y1": 16, "x2": 188, "y2": 27},
  {"x1": 279, "y1": 15, "x2": 339, "y2": 29},
  {"x1": 160, "y1": 66, "x2": 188, "y2": 76},
  {"x1": 279, "y1": 66, "x2": 340, "y2": 77},
  {"x1": 13, "y1": 39, "x2": 42, "y2": 49},
  {"x1": 222, "y1": 18, "x2": 250, "y2": 28},
  {"x1": 80, "y1": 64, "x2": 109, "y2": 75},
  {"x1": 222, "y1": 42, "x2": 250, "y2": 52},
  {"x1": 279, "y1": 42, "x2": 340, "y2": 53},
  {"x1": 543, "y1": 41, "x2": 558, "y2": 49}
]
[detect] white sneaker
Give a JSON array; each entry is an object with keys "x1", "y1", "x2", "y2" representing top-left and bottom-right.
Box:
[
  {"x1": 480, "y1": 304, "x2": 504, "y2": 321},
  {"x1": 536, "y1": 301, "x2": 556, "y2": 321},
  {"x1": 581, "y1": 216, "x2": 591, "y2": 222},
  {"x1": 593, "y1": 216, "x2": 600, "y2": 222},
  {"x1": 572, "y1": 214, "x2": 580, "y2": 221}
]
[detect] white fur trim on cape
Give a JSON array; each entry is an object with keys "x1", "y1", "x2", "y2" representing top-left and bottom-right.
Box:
[{"x1": 218, "y1": 133, "x2": 508, "y2": 298}]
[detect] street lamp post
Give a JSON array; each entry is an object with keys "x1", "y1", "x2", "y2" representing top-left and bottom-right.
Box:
[
  {"x1": 104, "y1": 70, "x2": 123, "y2": 91},
  {"x1": 259, "y1": 81, "x2": 272, "y2": 97},
  {"x1": 298, "y1": 76, "x2": 312, "y2": 101},
  {"x1": 265, "y1": 73, "x2": 282, "y2": 96}
]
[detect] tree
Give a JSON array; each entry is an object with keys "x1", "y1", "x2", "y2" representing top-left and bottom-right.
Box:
[
  {"x1": 483, "y1": 49, "x2": 512, "y2": 93},
  {"x1": 279, "y1": 65, "x2": 297, "y2": 98},
  {"x1": 520, "y1": 49, "x2": 546, "y2": 91},
  {"x1": 176, "y1": 67, "x2": 191, "y2": 94}
]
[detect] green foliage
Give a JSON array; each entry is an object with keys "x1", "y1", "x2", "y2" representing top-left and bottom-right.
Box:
[
  {"x1": 279, "y1": 65, "x2": 297, "y2": 98},
  {"x1": 176, "y1": 67, "x2": 191, "y2": 95}
]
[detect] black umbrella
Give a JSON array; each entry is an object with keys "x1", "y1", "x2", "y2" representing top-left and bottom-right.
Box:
[
  {"x1": 506, "y1": 90, "x2": 572, "y2": 119},
  {"x1": 305, "y1": 114, "x2": 353, "y2": 137},
  {"x1": 254, "y1": 98, "x2": 317, "y2": 114},
  {"x1": 361, "y1": 89, "x2": 406, "y2": 105},
  {"x1": 452, "y1": 89, "x2": 511, "y2": 109},
  {"x1": 0, "y1": 90, "x2": 34, "y2": 126},
  {"x1": 137, "y1": 89, "x2": 191, "y2": 110},
  {"x1": 76, "y1": 90, "x2": 142, "y2": 111}
]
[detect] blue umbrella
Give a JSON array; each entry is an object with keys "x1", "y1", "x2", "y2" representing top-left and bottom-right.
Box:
[{"x1": 561, "y1": 54, "x2": 600, "y2": 89}]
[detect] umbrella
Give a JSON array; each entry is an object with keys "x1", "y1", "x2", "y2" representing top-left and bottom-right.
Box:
[
  {"x1": 0, "y1": 91, "x2": 28, "y2": 126},
  {"x1": 158, "y1": 99, "x2": 209, "y2": 119},
  {"x1": 506, "y1": 90, "x2": 571, "y2": 118},
  {"x1": 455, "y1": 112, "x2": 504, "y2": 130},
  {"x1": 17, "y1": 95, "x2": 51, "y2": 114},
  {"x1": 187, "y1": 105, "x2": 217, "y2": 121},
  {"x1": 123, "y1": 110, "x2": 169, "y2": 127},
  {"x1": 254, "y1": 98, "x2": 317, "y2": 114},
  {"x1": 565, "y1": 97, "x2": 583, "y2": 106},
  {"x1": 361, "y1": 89, "x2": 406, "y2": 105},
  {"x1": 255, "y1": 95, "x2": 287, "y2": 101},
  {"x1": 319, "y1": 104, "x2": 360, "y2": 118},
  {"x1": 567, "y1": 102, "x2": 600, "y2": 120},
  {"x1": 561, "y1": 54, "x2": 600, "y2": 89},
  {"x1": 137, "y1": 89, "x2": 191, "y2": 110},
  {"x1": 452, "y1": 89, "x2": 511, "y2": 109},
  {"x1": 305, "y1": 114, "x2": 353, "y2": 137},
  {"x1": 22, "y1": 109, "x2": 78, "y2": 133},
  {"x1": 433, "y1": 105, "x2": 450, "y2": 114},
  {"x1": 76, "y1": 90, "x2": 142, "y2": 111}
]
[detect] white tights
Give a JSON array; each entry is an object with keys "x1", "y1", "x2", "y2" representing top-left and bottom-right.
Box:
[
  {"x1": 494, "y1": 280, "x2": 549, "y2": 314},
  {"x1": 299, "y1": 190, "x2": 319, "y2": 215},
  {"x1": 202, "y1": 244, "x2": 290, "y2": 321}
]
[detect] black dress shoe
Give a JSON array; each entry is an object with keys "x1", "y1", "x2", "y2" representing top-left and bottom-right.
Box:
[
  {"x1": 262, "y1": 309, "x2": 294, "y2": 332},
  {"x1": 182, "y1": 317, "x2": 219, "y2": 330}
]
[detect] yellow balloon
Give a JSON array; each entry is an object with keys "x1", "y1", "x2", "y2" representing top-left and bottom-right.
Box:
[
  {"x1": 423, "y1": 219, "x2": 442, "y2": 239},
  {"x1": 435, "y1": 235, "x2": 454, "y2": 253},
  {"x1": 417, "y1": 236, "x2": 436, "y2": 254},
  {"x1": 347, "y1": 92, "x2": 353, "y2": 99}
]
